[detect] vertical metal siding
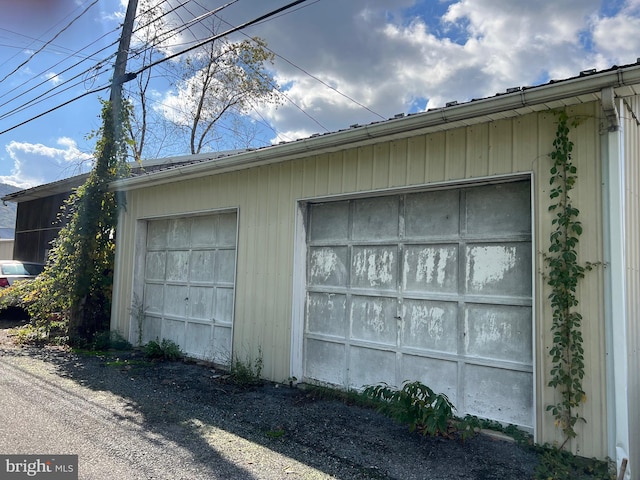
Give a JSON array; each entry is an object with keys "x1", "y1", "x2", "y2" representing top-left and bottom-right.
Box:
[
  {"x1": 111, "y1": 103, "x2": 609, "y2": 458},
  {"x1": 623, "y1": 95, "x2": 640, "y2": 472}
]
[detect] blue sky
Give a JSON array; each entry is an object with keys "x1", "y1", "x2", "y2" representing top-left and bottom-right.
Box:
[{"x1": 0, "y1": 0, "x2": 638, "y2": 188}]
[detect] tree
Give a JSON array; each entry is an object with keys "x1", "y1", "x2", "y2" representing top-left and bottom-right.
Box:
[
  {"x1": 127, "y1": 3, "x2": 280, "y2": 158},
  {"x1": 23, "y1": 101, "x2": 131, "y2": 344}
]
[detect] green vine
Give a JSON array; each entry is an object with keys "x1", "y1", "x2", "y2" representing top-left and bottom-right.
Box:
[{"x1": 545, "y1": 111, "x2": 587, "y2": 445}]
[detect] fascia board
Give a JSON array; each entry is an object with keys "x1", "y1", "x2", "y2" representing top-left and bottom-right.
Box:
[{"x1": 111, "y1": 65, "x2": 640, "y2": 192}]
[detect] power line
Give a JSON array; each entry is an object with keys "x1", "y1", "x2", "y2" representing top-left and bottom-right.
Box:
[
  {"x1": 0, "y1": 0, "x2": 100, "y2": 84},
  {"x1": 207, "y1": 3, "x2": 386, "y2": 121},
  {"x1": 131, "y1": 0, "x2": 310, "y2": 78},
  {"x1": 0, "y1": 0, "x2": 312, "y2": 138},
  {"x1": 0, "y1": 84, "x2": 111, "y2": 136}
]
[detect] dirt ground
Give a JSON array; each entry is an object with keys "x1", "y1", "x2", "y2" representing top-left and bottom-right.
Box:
[{"x1": 0, "y1": 319, "x2": 545, "y2": 479}]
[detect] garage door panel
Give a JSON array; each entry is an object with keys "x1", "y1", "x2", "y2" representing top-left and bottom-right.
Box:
[
  {"x1": 216, "y1": 250, "x2": 237, "y2": 284},
  {"x1": 217, "y1": 213, "x2": 239, "y2": 246},
  {"x1": 142, "y1": 315, "x2": 162, "y2": 344},
  {"x1": 401, "y1": 299, "x2": 458, "y2": 353},
  {"x1": 163, "y1": 318, "x2": 185, "y2": 348},
  {"x1": 350, "y1": 296, "x2": 397, "y2": 345},
  {"x1": 212, "y1": 326, "x2": 232, "y2": 364},
  {"x1": 401, "y1": 355, "x2": 458, "y2": 405},
  {"x1": 191, "y1": 216, "x2": 216, "y2": 247},
  {"x1": 348, "y1": 347, "x2": 396, "y2": 389},
  {"x1": 309, "y1": 247, "x2": 348, "y2": 287},
  {"x1": 145, "y1": 251, "x2": 166, "y2": 281},
  {"x1": 351, "y1": 246, "x2": 398, "y2": 289},
  {"x1": 353, "y1": 196, "x2": 399, "y2": 240},
  {"x1": 214, "y1": 288, "x2": 234, "y2": 324},
  {"x1": 307, "y1": 292, "x2": 347, "y2": 337},
  {"x1": 143, "y1": 284, "x2": 163, "y2": 314},
  {"x1": 167, "y1": 218, "x2": 191, "y2": 248},
  {"x1": 188, "y1": 286, "x2": 214, "y2": 320},
  {"x1": 405, "y1": 189, "x2": 459, "y2": 238},
  {"x1": 185, "y1": 323, "x2": 212, "y2": 357},
  {"x1": 403, "y1": 245, "x2": 459, "y2": 294},
  {"x1": 166, "y1": 251, "x2": 189, "y2": 282},
  {"x1": 189, "y1": 250, "x2": 215, "y2": 283},
  {"x1": 465, "y1": 182, "x2": 531, "y2": 235},
  {"x1": 147, "y1": 220, "x2": 168, "y2": 249},
  {"x1": 464, "y1": 365, "x2": 533, "y2": 426},
  {"x1": 464, "y1": 304, "x2": 532, "y2": 363},
  {"x1": 309, "y1": 201, "x2": 349, "y2": 242},
  {"x1": 465, "y1": 242, "x2": 532, "y2": 297},
  {"x1": 305, "y1": 339, "x2": 346, "y2": 386},
  {"x1": 164, "y1": 285, "x2": 188, "y2": 317}
]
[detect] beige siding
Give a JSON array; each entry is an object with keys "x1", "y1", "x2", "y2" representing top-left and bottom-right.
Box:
[
  {"x1": 111, "y1": 102, "x2": 608, "y2": 458},
  {"x1": 623, "y1": 95, "x2": 640, "y2": 470}
]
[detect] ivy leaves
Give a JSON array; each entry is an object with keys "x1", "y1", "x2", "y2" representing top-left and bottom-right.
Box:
[{"x1": 545, "y1": 111, "x2": 587, "y2": 444}]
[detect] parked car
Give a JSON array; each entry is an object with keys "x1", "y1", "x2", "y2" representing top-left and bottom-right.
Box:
[{"x1": 0, "y1": 260, "x2": 45, "y2": 288}]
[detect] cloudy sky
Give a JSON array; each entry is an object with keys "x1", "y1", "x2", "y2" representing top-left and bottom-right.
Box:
[{"x1": 0, "y1": 0, "x2": 638, "y2": 189}]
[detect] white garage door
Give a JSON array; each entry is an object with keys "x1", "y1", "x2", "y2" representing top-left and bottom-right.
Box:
[
  {"x1": 304, "y1": 181, "x2": 533, "y2": 428},
  {"x1": 142, "y1": 212, "x2": 237, "y2": 365}
]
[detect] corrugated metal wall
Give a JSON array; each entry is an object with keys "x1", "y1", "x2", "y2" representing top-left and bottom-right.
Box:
[
  {"x1": 623, "y1": 95, "x2": 640, "y2": 473},
  {"x1": 111, "y1": 102, "x2": 608, "y2": 457}
]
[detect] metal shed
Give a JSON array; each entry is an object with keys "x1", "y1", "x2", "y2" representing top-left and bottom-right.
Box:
[{"x1": 110, "y1": 63, "x2": 640, "y2": 476}]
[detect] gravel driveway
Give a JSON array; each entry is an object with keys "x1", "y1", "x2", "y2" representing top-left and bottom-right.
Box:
[{"x1": 0, "y1": 320, "x2": 540, "y2": 479}]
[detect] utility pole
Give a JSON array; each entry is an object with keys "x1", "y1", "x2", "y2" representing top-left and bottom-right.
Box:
[{"x1": 110, "y1": 0, "x2": 138, "y2": 134}]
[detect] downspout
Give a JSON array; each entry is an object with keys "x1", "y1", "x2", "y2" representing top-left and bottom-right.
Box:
[{"x1": 601, "y1": 86, "x2": 630, "y2": 479}]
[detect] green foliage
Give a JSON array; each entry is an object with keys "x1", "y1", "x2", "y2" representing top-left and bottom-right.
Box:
[
  {"x1": 144, "y1": 338, "x2": 183, "y2": 361},
  {"x1": 11, "y1": 317, "x2": 68, "y2": 346},
  {"x1": 545, "y1": 111, "x2": 588, "y2": 443},
  {"x1": 18, "y1": 100, "x2": 131, "y2": 346},
  {"x1": 363, "y1": 381, "x2": 455, "y2": 437},
  {"x1": 90, "y1": 331, "x2": 132, "y2": 351},
  {"x1": 229, "y1": 348, "x2": 263, "y2": 385},
  {"x1": 534, "y1": 446, "x2": 615, "y2": 480}
]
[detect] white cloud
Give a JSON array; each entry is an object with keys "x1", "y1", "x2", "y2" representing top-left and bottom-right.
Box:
[
  {"x1": 44, "y1": 72, "x2": 62, "y2": 85},
  {"x1": 243, "y1": 0, "x2": 612, "y2": 144},
  {"x1": 0, "y1": 138, "x2": 93, "y2": 188}
]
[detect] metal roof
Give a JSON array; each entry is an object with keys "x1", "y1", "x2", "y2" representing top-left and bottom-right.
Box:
[{"x1": 6, "y1": 60, "x2": 640, "y2": 200}]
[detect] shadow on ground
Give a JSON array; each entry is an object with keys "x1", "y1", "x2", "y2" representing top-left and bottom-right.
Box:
[{"x1": 0, "y1": 324, "x2": 541, "y2": 480}]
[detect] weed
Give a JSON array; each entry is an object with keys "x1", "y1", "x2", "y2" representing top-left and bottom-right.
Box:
[
  {"x1": 144, "y1": 338, "x2": 183, "y2": 361},
  {"x1": 265, "y1": 427, "x2": 285, "y2": 439},
  {"x1": 229, "y1": 347, "x2": 263, "y2": 385},
  {"x1": 534, "y1": 445, "x2": 615, "y2": 480},
  {"x1": 91, "y1": 331, "x2": 132, "y2": 351}
]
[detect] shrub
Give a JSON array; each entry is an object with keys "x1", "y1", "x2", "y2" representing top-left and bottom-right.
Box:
[
  {"x1": 363, "y1": 381, "x2": 455, "y2": 437},
  {"x1": 144, "y1": 338, "x2": 182, "y2": 361}
]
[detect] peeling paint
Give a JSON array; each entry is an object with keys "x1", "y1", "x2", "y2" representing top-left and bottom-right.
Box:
[
  {"x1": 408, "y1": 303, "x2": 446, "y2": 341},
  {"x1": 467, "y1": 245, "x2": 517, "y2": 291},
  {"x1": 310, "y1": 248, "x2": 346, "y2": 284},
  {"x1": 353, "y1": 248, "x2": 395, "y2": 287},
  {"x1": 405, "y1": 247, "x2": 455, "y2": 289}
]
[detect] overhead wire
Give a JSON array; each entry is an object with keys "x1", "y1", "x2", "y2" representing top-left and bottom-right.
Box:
[
  {"x1": 205, "y1": 1, "x2": 386, "y2": 121},
  {"x1": 0, "y1": 0, "x2": 100, "y2": 84},
  {"x1": 0, "y1": 0, "x2": 313, "y2": 137}
]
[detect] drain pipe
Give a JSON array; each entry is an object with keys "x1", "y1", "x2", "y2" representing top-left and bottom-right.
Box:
[{"x1": 601, "y1": 86, "x2": 630, "y2": 479}]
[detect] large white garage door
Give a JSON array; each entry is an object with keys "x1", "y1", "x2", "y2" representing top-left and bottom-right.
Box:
[
  {"x1": 304, "y1": 180, "x2": 533, "y2": 428},
  {"x1": 142, "y1": 212, "x2": 237, "y2": 365}
]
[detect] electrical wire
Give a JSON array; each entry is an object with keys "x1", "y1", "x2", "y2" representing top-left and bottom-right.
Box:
[
  {"x1": 131, "y1": 0, "x2": 310, "y2": 77},
  {"x1": 0, "y1": 0, "x2": 312, "y2": 137},
  {"x1": 0, "y1": 0, "x2": 100, "y2": 84},
  {"x1": 206, "y1": 3, "x2": 386, "y2": 121},
  {"x1": 0, "y1": 84, "x2": 111, "y2": 136}
]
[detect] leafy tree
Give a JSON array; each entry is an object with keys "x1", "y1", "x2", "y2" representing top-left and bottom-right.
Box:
[
  {"x1": 23, "y1": 100, "x2": 131, "y2": 344},
  {"x1": 127, "y1": 3, "x2": 280, "y2": 158}
]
